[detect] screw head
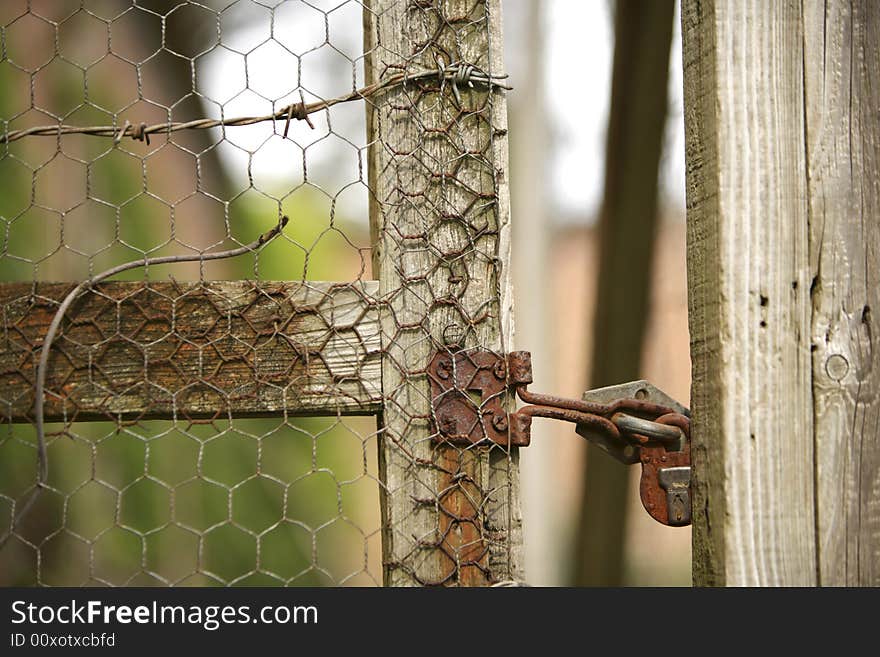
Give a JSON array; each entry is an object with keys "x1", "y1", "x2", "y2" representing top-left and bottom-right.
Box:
[
  {"x1": 492, "y1": 414, "x2": 509, "y2": 432},
  {"x1": 438, "y1": 415, "x2": 456, "y2": 434},
  {"x1": 436, "y1": 359, "x2": 451, "y2": 380},
  {"x1": 442, "y1": 323, "x2": 464, "y2": 348},
  {"x1": 493, "y1": 360, "x2": 507, "y2": 380}
]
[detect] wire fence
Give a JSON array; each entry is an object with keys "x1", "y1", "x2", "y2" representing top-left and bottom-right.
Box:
[{"x1": 0, "y1": 0, "x2": 519, "y2": 586}]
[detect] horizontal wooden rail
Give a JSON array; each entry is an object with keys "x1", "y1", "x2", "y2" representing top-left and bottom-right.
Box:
[{"x1": 0, "y1": 280, "x2": 381, "y2": 423}]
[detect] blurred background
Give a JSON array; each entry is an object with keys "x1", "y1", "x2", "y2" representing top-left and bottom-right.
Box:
[
  {"x1": 0, "y1": 0, "x2": 689, "y2": 586},
  {"x1": 505, "y1": 0, "x2": 690, "y2": 586}
]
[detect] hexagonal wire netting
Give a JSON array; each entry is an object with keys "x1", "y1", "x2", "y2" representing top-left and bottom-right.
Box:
[{"x1": 0, "y1": 0, "x2": 518, "y2": 586}]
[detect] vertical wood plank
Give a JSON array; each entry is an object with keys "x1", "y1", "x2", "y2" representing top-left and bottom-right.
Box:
[
  {"x1": 364, "y1": 0, "x2": 522, "y2": 586},
  {"x1": 804, "y1": 1, "x2": 880, "y2": 586},
  {"x1": 485, "y1": 1, "x2": 525, "y2": 584},
  {"x1": 682, "y1": 0, "x2": 817, "y2": 585}
]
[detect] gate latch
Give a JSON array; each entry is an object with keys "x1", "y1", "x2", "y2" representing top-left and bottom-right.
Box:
[{"x1": 428, "y1": 350, "x2": 692, "y2": 527}]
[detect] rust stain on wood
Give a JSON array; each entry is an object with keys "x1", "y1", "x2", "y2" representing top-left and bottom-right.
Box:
[{"x1": 436, "y1": 447, "x2": 490, "y2": 586}]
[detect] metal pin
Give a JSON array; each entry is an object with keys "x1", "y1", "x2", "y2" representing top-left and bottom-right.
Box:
[
  {"x1": 283, "y1": 102, "x2": 295, "y2": 138},
  {"x1": 300, "y1": 89, "x2": 315, "y2": 130}
]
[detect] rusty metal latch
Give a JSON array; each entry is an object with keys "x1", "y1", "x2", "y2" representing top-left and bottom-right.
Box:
[{"x1": 428, "y1": 350, "x2": 692, "y2": 527}]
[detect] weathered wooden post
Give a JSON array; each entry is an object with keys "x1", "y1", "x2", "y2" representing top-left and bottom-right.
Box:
[
  {"x1": 364, "y1": 0, "x2": 524, "y2": 586},
  {"x1": 682, "y1": 1, "x2": 879, "y2": 585}
]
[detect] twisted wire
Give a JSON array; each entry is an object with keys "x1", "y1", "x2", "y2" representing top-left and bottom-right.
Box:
[{"x1": 2, "y1": 65, "x2": 510, "y2": 145}]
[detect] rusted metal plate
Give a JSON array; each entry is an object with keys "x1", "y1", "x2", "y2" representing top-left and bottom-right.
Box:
[
  {"x1": 422, "y1": 349, "x2": 516, "y2": 583},
  {"x1": 576, "y1": 380, "x2": 688, "y2": 464},
  {"x1": 639, "y1": 431, "x2": 691, "y2": 526},
  {"x1": 428, "y1": 350, "x2": 527, "y2": 447},
  {"x1": 0, "y1": 280, "x2": 381, "y2": 423}
]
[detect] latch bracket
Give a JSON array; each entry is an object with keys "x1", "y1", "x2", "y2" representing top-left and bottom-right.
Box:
[
  {"x1": 427, "y1": 349, "x2": 530, "y2": 447},
  {"x1": 428, "y1": 349, "x2": 693, "y2": 527}
]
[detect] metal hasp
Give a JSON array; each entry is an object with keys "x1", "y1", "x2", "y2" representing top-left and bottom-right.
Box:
[
  {"x1": 577, "y1": 380, "x2": 692, "y2": 527},
  {"x1": 428, "y1": 350, "x2": 692, "y2": 527},
  {"x1": 427, "y1": 349, "x2": 530, "y2": 447},
  {"x1": 658, "y1": 467, "x2": 692, "y2": 527}
]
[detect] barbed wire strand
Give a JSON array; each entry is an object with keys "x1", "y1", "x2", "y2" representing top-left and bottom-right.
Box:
[
  {"x1": 2, "y1": 65, "x2": 511, "y2": 144},
  {"x1": 0, "y1": 216, "x2": 289, "y2": 549}
]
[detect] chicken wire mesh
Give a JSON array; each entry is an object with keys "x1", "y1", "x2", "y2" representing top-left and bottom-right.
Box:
[{"x1": 0, "y1": 0, "x2": 520, "y2": 587}]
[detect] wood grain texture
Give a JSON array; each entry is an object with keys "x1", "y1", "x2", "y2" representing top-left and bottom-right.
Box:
[
  {"x1": 365, "y1": 0, "x2": 523, "y2": 586},
  {"x1": 0, "y1": 280, "x2": 381, "y2": 423},
  {"x1": 804, "y1": 1, "x2": 880, "y2": 586},
  {"x1": 683, "y1": 0, "x2": 880, "y2": 585},
  {"x1": 683, "y1": 0, "x2": 816, "y2": 585}
]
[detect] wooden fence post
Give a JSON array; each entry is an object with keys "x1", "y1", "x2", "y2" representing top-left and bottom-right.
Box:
[
  {"x1": 682, "y1": 0, "x2": 879, "y2": 585},
  {"x1": 364, "y1": 0, "x2": 524, "y2": 586}
]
